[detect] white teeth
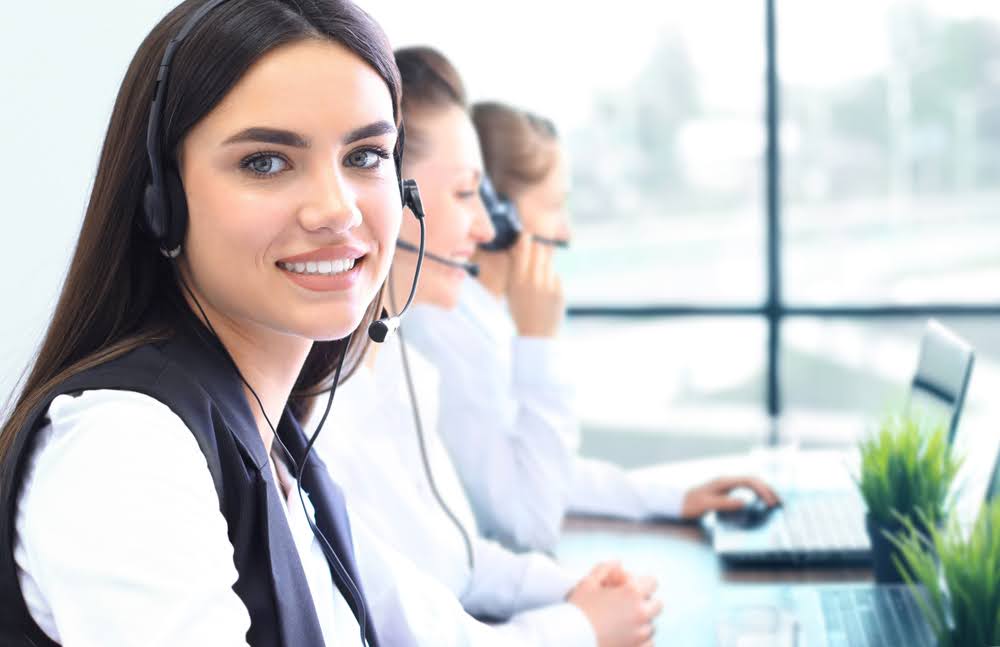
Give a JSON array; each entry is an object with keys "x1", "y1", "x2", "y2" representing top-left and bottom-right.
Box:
[{"x1": 279, "y1": 258, "x2": 357, "y2": 276}]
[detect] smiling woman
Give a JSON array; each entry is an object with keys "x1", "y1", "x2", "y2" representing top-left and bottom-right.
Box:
[
  {"x1": 176, "y1": 37, "x2": 401, "y2": 351},
  {"x1": 0, "y1": 1, "x2": 428, "y2": 646},
  {"x1": 388, "y1": 46, "x2": 496, "y2": 310}
]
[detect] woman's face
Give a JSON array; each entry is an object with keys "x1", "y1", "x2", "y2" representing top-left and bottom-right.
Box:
[
  {"x1": 513, "y1": 144, "x2": 572, "y2": 242},
  {"x1": 397, "y1": 105, "x2": 495, "y2": 309},
  {"x1": 178, "y1": 39, "x2": 400, "y2": 343}
]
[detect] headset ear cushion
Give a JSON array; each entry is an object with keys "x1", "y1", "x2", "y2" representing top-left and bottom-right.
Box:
[
  {"x1": 142, "y1": 183, "x2": 168, "y2": 241},
  {"x1": 164, "y1": 169, "x2": 188, "y2": 252},
  {"x1": 401, "y1": 179, "x2": 424, "y2": 218}
]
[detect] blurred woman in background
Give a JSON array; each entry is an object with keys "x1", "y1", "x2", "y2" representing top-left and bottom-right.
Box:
[
  {"x1": 310, "y1": 46, "x2": 662, "y2": 647},
  {"x1": 404, "y1": 100, "x2": 780, "y2": 554}
]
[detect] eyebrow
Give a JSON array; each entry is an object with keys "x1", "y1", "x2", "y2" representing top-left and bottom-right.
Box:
[
  {"x1": 342, "y1": 120, "x2": 397, "y2": 145},
  {"x1": 223, "y1": 127, "x2": 310, "y2": 148},
  {"x1": 221, "y1": 120, "x2": 397, "y2": 148}
]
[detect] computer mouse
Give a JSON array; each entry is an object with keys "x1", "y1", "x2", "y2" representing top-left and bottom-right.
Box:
[{"x1": 716, "y1": 488, "x2": 776, "y2": 528}]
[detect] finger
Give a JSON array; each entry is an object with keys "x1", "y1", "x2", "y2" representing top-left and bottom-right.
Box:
[
  {"x1": 716, "y1": 475, "x2": 781, "y2": 506},
  {"x1": 637, "y1": 622, "x2": 655, "y2": 642},
  {"x1": 600, "y1": 570, "x2": 628, "y2": 588},
  {"x1": 634, "y1": 575, "x2": 658, "y2": 598},
  {"x1": 589, "y1": 560, "x2": 622, "y2": 581},
  {"x1": 535, "y1": 243, "x2": 554, "y2": 284},
  {"x1": 714, "y1": 496, "x2": 749, "y2": 512},
  {"x1": 745, "y1": 477, "x2": 782, "y2": 506},
  {"x1": 596, "y1": 562, "x2": 628, "y2": 587},
  {"x1": 551, "y1": 272, "x2": 563, "y2": 298},
  {"x1": 642, "y1": 596, "x2": 664, "y2": 621},
  {"x1": 527, "y1": 243, "x2": 546, "y2": 290},
  {"x1": 512, "y1": 232, "x2": 533, "y2": 279},
  {"x1": 706, "y1": 475, "x2": 742, "y2": 491}
]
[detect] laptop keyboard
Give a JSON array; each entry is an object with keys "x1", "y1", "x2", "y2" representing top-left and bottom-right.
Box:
[
  {"x1": 773, "y1": 492, "x2": 870, "y2": 552},
  {"x1": 820, "y1": 587, "x2": 934, "y2": 647}
]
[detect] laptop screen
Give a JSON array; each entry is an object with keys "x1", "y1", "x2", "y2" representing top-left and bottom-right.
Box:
[
  {"x1": 907, "y1": 387, "x2": 961, "y2": 438},
  {"x1": 988, "y1": 446, "x2": 1000, "y2": 503},
  {"x1": 908, "y1": 320, "x2": 975, "y2": 443}
]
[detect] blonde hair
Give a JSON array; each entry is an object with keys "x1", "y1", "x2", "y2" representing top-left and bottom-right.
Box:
[{"x1": 471, "y1": 101, "x2": 558, "y2": 198}]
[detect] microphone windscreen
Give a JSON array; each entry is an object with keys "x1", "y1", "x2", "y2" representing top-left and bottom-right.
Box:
[
  {"x1": 368, "y1": 316, "x2": 401, "y2": 343},
  {"x1": 368, "y1": 320, "x2": 389, "y2": 343}
]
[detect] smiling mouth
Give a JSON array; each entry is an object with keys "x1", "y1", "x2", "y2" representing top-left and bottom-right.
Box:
[{"x1": 277, "y1": 257, "x2": 362, "y2": 276}]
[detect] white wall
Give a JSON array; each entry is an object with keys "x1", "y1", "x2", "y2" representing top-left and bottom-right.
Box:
[{"x1": 0, "y1": 2, "x2": 181, "y2": 402}]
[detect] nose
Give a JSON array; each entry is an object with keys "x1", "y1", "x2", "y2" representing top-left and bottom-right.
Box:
[
  {"x1": 297, "y1": 167, "x2": 362, "y2": 234},
  {"x1": 469, "y1": 199, "x2": 496, "y2": 244}
]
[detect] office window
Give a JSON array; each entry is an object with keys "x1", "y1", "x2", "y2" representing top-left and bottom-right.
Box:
[
  {"x1": 560, "y1": 1, "x2": 766, "y2": 305},
  {"x1": 370, "y1": 0, "x2": 1000, "y2": 456},
  {"x1": 563, "y1": 318, "x2": 766, "y2": 433},
  {"x1": 781, "y1": 2, "x2": 1000, "y2": 305},
  {"x1": 780, "y1": 317, "x2": 1000, "y2": 444}
]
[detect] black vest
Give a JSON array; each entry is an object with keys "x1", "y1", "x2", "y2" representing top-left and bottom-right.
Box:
[{"x1": 0, "y1": 318, "x2": 379, "y2": 647}]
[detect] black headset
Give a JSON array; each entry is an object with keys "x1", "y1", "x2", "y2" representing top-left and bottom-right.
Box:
[
  {"x1": 393, "y1": 171, "x2": 574, "y2": 279},
  {"x1": 478, "y1": 173, "x2": 569, "y2": 251},
  {"x1": 141, "y1": 2, "x2": 425, "y2": 644}
]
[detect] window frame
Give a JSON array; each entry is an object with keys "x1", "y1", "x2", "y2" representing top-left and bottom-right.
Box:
[{"x1": 566, "y1": 0, "x2": 1000, "y2": 441}]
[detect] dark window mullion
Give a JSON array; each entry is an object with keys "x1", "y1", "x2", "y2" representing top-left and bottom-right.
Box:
[{"x1": 765, "y1": 0, "x2": 782, "y2": 433}]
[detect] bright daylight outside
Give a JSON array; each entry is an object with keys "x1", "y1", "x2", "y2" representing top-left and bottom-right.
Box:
[{"x1": 369, "y1": 0, "x2": 1000, "y2": 460}]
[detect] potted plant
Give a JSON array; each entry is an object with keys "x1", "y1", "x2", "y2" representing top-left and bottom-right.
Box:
[
  {"x1": 892, "y1": 498, "x2": 1000, "y2": 647},
  {"x1": 856, "y1": 411, "x2": 961, "y2": 583}
]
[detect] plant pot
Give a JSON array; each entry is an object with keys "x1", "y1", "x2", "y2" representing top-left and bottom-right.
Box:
[{"x1": 865, "y1": 513, "x2": 909, "y2": 584}]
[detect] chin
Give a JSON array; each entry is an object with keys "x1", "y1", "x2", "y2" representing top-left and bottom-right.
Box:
[
  {"x1": 291, "y1": 308, "x2": 370, "y2": 342},
  {"x1": 426, "y1": 287, "x2": 461, "y2": 311}
]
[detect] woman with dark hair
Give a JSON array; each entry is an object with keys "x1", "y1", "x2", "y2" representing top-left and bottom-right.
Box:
[
  {"x1": 0, "y1": 2, "x2": 516, "y2": 645},
  {"x1": 311, "y1": 46, "x2": 663, "y2": 647},
  {"x1": 404, "y1": 100, "x2": 781, "y2": 555}
]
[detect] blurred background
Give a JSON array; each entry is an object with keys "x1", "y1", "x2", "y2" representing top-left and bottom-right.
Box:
[{"x1": 2, "y1": 1, "x2": 998, "y2": 464}]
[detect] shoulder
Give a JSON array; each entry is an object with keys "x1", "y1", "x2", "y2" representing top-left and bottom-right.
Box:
[
  {"x1": 18, "y1": 389, "x2": 217, "y2": 537},
  {"x1": 40, "y1": 389, "x2": 196, "y2": 458}
]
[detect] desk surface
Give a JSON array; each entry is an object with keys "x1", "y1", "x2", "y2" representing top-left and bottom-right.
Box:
[
  {"x1": 552, "y1": 448, "x2": 966, "y2": 646},
  {"x1": 560, "y1": 515, "x2": 873, "y2": 584},
  {"x1": 558, "y1": 516, "x2": 874, "y2": 646}
]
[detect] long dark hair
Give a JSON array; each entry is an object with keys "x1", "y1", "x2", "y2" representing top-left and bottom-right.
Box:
[{"x1": 0, "y1": 0, "x2": 400, "y2": 469}]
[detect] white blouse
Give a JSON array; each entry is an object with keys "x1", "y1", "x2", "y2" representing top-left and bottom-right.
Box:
[
  {"x1": 404, "y1": 278, "x2": 686, "y2": 554},
  {"x1": 309, "y1": 333, "x2": 596, "y2": 647},
  {"x1": 13, "y1": 388, "x2": 530, "y2": 647},
  {"x1": 14, "y1": 389, "x2": 364, "y2": 646}
]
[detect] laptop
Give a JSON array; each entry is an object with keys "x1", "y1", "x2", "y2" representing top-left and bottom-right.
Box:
[
  {"x1": 714, "y1": 459, "x2": 999, "y2": 647},
  {"x1": 716, "y1": 583, "x2": 935, "y2": 647},
  {"x1": 708, "y1": 320, "x2": 976, "y2": 566}
]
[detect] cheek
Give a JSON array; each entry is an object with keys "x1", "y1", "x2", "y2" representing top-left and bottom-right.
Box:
[
  {"x1": 398, "y1": 207, "x2": 421, "y2": 242},
  {"x1": 184, "y1": 174, "x2": 290, "y2": 267},
  {"x1": 518, "y1": 204, "x2": 544, "y2": 232},
  {"x1": 361, "y1": 190, "x2": 403, "y2": 277},
  {"x1": 427, "y1": 202, "x2": 468, "y2": 250}
]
